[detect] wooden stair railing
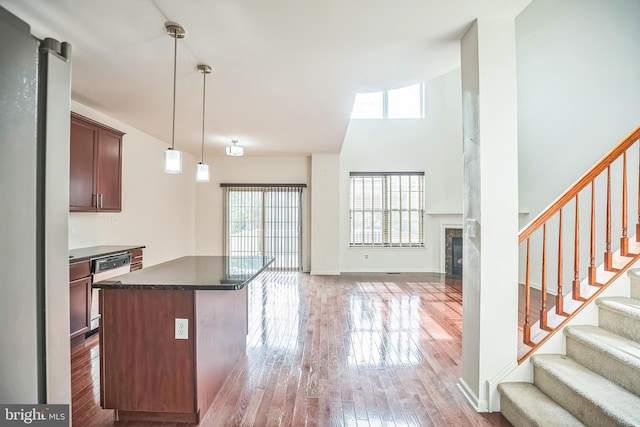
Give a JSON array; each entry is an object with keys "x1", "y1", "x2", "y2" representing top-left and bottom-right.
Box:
[{"x1": 518, "y1": 125, "x2": 640, "y2": 363}]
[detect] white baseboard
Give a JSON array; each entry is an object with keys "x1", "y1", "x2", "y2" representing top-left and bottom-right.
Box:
[
  {"x1": 309, "y1": 270, "x2": 341, "y2": 276},
  {"x1": 339, "y1": 268, "x2": 440, "y2": 274},
  {"x1": 486, "y1": 359, "x2": 518, "y2": 412},
  {"x1": 458, "y1": 378, "x2": 488, "y2": 412}
]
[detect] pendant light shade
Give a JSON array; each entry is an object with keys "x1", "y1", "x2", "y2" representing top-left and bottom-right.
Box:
[
  {"x1": 196, "y1": 64, "x2": 212, "y2": 182},
  {"x1": 164, "y1": 22, "x2": 185, "y2": 174},
  {"x1": 196, "y1": 163, "x2": 210, "y2": 182},
  {"x1": 164, "y1": 148, "x2": 182, "y2": 174},
  {"x1": 226, "y1": 140, "x2": 244, "y2": 156}
]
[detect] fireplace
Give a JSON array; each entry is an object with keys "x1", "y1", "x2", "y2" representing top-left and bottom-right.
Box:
[{"x1": 445, "y1": 228, "x2": 463, "y2": 279}]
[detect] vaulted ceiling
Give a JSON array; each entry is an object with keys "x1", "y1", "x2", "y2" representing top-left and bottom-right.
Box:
[{"x1": 0, "y1": 0, "x2": 531, "y2": 156}]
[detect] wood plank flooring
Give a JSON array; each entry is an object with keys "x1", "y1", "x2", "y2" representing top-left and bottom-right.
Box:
[{"x1": 71, "y1": 272, "x2": 511, "y2": 426}]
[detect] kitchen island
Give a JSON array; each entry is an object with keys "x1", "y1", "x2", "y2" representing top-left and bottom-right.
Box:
[{"x1": 93, "y1": 255, "x2": 273, "y2": 423}]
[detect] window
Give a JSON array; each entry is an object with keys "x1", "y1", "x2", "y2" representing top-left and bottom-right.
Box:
[
  {"x1": 351, "y1": 91, "x2": 383, "y2": 119},
  {"x1": 350, "y1": 83, "x2": 424, "y2": 119},
  {"x1": 223, "y1": 184, "x2": 305, "y2": 271},
  {"x1": 349, "y1": 172, "x2": 424, "y2": 247}
]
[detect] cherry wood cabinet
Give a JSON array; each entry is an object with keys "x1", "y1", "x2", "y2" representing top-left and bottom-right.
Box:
[
  {"x1": 70, "y1": 112, "x2": 124, "y2": 212},
  {"x1": 100, "y1": 287, "x2": 248, "y2": 423},
  {"x1": 69, "y1": 260, "x2": 91, "y2": 346},
  {"x1": 129, "y1": 248, "x2": 143, "y2": 272}
]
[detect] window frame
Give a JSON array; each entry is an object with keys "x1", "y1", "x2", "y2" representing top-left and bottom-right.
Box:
[
  {"x1": 349, "y1": 172, "x2": 425, "y2": 248},
  {"x1": 350, "y1": 82, "x2": 424, "y2": 120}
]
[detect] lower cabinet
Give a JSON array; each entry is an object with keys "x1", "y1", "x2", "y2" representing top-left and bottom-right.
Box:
[
  {"x1": 69, "y1": 261, "x2": 91, "y2": 346},
  {"x1": 130, "y1": 248, "x2": 143, "y2": 271},
  {"x1": 100, "y1": 287, "x2": 248, "y2": 423}
]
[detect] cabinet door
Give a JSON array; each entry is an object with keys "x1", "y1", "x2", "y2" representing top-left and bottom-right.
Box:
[
  {"x1": 129, "y1": 248, "x2": 143, "y2": 271},
  {"x1": 70, "y1": 277, "x2": 91, "y2": 339},
  {"x1": 69, "y1": 117, "x2": 97, "y2": 211},
  {"x1": 96, "y1": 128, "x2": 122, "y2": 212}
]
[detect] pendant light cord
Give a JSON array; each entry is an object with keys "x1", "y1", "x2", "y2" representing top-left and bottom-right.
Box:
[
  {"x1": 171, "y1": 29, "x2": 177, "y2": 150},
  {"x1": 201, "y1": 69, "x2": 206, "y2": 162}
]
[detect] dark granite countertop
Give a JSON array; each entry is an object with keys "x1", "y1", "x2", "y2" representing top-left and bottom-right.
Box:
[
  {"x1": 69, "y1": 245, "x2": 145, "y2": 263},
  {"x1": 92, "y1": 256, "x2": 274, "y2": 290}
]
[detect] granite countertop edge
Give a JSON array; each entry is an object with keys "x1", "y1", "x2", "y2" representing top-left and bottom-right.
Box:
[
  {"x1": 69, "y1": 245, "x2": 146, "y2": 263},
  {"x1": 92, "y1": 282, "x2": 245, "y2": 291},
  {"x1": 92, "y1": 256, "x2": 274, "y2": 291}
]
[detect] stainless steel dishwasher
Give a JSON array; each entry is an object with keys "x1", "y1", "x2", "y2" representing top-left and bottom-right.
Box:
[{"x1": 89, "y1": 252, "x2": 131, "y2": 332}]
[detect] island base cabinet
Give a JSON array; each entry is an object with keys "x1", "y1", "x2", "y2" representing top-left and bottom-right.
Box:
[{"x1": 99, "y1": 287, "x2": 248, "y2": 423}]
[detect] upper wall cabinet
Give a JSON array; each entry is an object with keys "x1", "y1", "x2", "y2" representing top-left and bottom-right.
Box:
[{"x1": 70, "y1": 113, "x2": 125, "y2": 212}]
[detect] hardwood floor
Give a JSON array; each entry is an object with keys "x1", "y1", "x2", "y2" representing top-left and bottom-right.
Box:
[{"x1": 71, "y1": 272, "x2": 511, "y2": 426}]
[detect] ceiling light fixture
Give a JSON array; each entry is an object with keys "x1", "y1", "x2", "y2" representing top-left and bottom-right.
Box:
[
  {"x1": 196, "y1": 64, "x2": 212, "y2": 182},
  {"x1": 226, "y1": 140, "x2": 243, "y2": 157},
  {"x1": 164, "y1": 22, "x2": 185, "y2": 174}
]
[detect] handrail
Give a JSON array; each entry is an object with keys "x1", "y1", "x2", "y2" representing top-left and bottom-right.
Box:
[
  {"x1": 519, "y1": 126, "x2": 640, "y2": 243},
  {"x1": 517, "y1": 125, "x2": 640, "y2": 363}
]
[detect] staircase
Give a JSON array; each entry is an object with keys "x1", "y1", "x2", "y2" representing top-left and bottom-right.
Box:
[{"x1": 498, "y1": 270, "x2": 640, "y2": 426}]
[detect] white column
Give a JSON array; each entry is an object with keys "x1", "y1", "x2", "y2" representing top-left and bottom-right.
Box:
[
  {"x1": 459, "y1": 18, "x2": 519, "y2": 412},
  {"x1": 310, "y1": 154, "x2": 341, "y2": 275}
]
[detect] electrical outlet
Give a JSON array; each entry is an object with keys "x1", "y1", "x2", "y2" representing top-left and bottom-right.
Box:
[
  {"x1": 175, "y1": 318, "x2": 188, "y2": 340},
  {"x1": 364, "y1": 254, "x2": 369, "y2": 259}
]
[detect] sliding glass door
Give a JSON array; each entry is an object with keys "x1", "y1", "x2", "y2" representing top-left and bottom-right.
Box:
[{"x1": 223, "y1": 185, "x2": 304, "y2": 271}]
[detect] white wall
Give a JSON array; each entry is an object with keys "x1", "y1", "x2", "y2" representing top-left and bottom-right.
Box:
[
  {"x1": 194, "y1": 155, "x2": 311, "y2": 271},
  {"x1": 339, "y1": 69, "x2": 463, "y2": 272},
  {"x1": 68, "y1": 101, "x2": 196, "y2": 266},
  {"x1": 516, "y1": 0, "x2": 640, "y2": 224},
  {"x1": 459, "y1": 18, "x2": 520, "y2": 412},
  {"x1": 311, "y1": 154, "x2": 341, "y2": 275}
]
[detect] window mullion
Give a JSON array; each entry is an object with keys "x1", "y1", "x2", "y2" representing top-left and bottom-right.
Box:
[
  {"x1": 384, "y1": 177, "x2": 389, "y2": 246},
  {"x1": 370, "y1": 177, "x2": 374, "y2": 245},
  {"x1": 360, "y1": 177, "x2": 365, "y2": 247},
  {"x1": 350, "y1": 178, "x2": 354, "y2": 245},
  {"x1": 408, "y1": 176, "x2": 412, "y2": 246},
  {"x1": 399, "y1": 177, "x2": 403, "y2": 246},
  {"x1": 383, "y1": 90, "x2": 388, "y2": 119}
]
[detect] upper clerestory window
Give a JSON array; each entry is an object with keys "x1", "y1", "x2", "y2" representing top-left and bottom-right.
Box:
[{"x1": 351, "y1": 82, "x2": 424, "y2": 119}]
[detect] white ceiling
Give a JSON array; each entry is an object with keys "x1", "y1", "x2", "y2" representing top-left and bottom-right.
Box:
[{"x1": 0, "y1": 0, "x2": 531, "y2": 157}]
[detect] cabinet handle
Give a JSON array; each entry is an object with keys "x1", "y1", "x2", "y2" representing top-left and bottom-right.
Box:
[
  {"x1": 99, "y1": 194, "x2": 103, "y2": 209},
  {"x1": 92, "y1": 194, "x2": 97, "y2": 207}
]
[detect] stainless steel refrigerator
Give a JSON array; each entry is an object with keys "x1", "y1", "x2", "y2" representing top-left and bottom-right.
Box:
[{"x1": 0, "y1": 6, "x2": 72, "y2": 405}]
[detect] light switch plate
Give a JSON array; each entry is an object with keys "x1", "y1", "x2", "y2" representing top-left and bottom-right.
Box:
[{"x1": 467, "y1": 218, "x2": 479, "y2": 238}]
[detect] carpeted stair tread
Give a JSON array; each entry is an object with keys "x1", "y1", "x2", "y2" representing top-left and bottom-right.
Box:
[
  {"x1": 532, "y1": 354, "x2": 640, "y2": 426},
  {"x1": 565, "y1": 325, "x2": 640, "y2": 368},
  {"x1": 596, "y1": 296, "x2": 640, "y2": 317},
  {"x1": 565, "y1": 325, "x2": 640, "y2": 395},
  {"x1": 498, "y1": 382, "x2": 585, "y2": 427},
  {"x1": 596, "y1": 297, "x2": 640, "y2": 342}
]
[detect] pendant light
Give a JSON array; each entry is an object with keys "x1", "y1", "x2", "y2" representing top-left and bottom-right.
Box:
[
  {"x1": 226, "y1": 140, "x2": 244, "y2": 156},
  {"x1": 196, "y1": 64, "x2": 212, "y2": 182},
  {"x1": 164, "y1": 22, "x2": 185, "y2": 174}
]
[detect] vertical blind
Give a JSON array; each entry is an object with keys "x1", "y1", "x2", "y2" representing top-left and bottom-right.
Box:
[{"x1": 222, "y1": 184, "x2": 305, "y2": 271}]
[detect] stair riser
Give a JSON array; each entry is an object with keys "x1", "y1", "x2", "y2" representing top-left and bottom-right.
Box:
[
  {"x1": 534, "y1": 365, "x2": 622, "y2": 427},
  {"x1": 565, "y1": 337, "x2": 640, "y2": 396},
  {"x1": 598, "y1": 306, "x2": 640, "y2": 342},
  {"x1": 631, "y1": 275, "x2": 640, "y2": 299},
  {"x1": 498, "y1": 383, "x2": 585, "y2": 427},
  {"x1": 499, "y1": 396, "x2": 536, "y2": 427}
]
